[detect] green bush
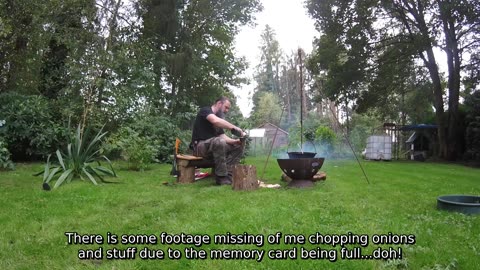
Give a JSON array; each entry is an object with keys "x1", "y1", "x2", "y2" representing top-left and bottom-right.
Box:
[
  {"x1": 103, "y1": 127, "x2": 155, "y2": 171},
  {"x1": 36, "y1": 125, "x2": 116, "y2": 189},
  {"x1": 348, "y1": 113, "x2": 383, "y2": 153},
  {"x1": 287, "y1": 125, "x2": 314, "y2": 151},
  {"x1": 133, "y1": 115, "x2": 183, "y2": 162},
  {"x1": 287, "y1": 113, "x2": 332, "y2": 152},
  {"x1": 464, "y1": 91, "x2": 480, "y2": 162},
  {"x1": 0, "y1": 93, "x2": 68, "y2": 160},
  {"x1": 314, "y1": 126, "x2": 337, "y2": 155},
  {"x1": 315, "y1": 126, "x2": 337, "y2": 144},
  {"x1": 0, "y1": 138, "x2": 15, "y2": 171},
  {"x1": 106, "y1": 114, "x2": 187, "y2": 163}
]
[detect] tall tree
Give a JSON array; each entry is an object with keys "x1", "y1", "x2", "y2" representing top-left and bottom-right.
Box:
[
  {"x1": 307, "y1": 0, "x2": 480, "y2": 160},
  {"x1": 140, "y1": 0, "x2": 262, "y2": 115},
  {"x1": 251, "y1": 92, "x2": 282, "y2": 126},
  {"x1": 278, "y1": 53, "x2": 301, "y2": 125},
  {"x1": 306, "y1": 0, "x2": 374, "y2": 134},
  {"x1": 251, "y1": 25, "x2": 283, "y2": 121},
  {"x1": 0, "y1": 0, "x2": 45, "y2": 94},
  {"x1": 255, "y1": 24, "x2": 282, "y2": 93},
  {"x1": 356, "y1": 43, "x2": 434, "y2": 125}
]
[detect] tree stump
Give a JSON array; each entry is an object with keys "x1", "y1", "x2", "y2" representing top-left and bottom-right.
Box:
[{"x1": 232, "y1": 164, "x2": 258, "y2": 191}]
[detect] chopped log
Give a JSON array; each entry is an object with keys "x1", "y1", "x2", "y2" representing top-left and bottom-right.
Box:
[
  {"x1": 258, "y1": 180, "x2": 281, "y2": 189},
  {"x1": 313, "y1": 171, "x2": 327, "y2": 181},
  {"x1": 281, "y1": 173, "x2": 291, "y2": 182},
  {"x1": 232, "y1": 164, "x2": 258, "y2": 191}
]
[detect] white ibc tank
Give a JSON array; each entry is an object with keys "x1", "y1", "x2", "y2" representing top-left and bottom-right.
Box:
[{"x1": 365, "y1": 135, "x2": 392, "y2": 160}]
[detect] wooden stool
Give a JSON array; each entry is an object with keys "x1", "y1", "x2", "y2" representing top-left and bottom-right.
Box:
[{"x1": 176, "y1": 154, "x2": 215, "y2": 183}]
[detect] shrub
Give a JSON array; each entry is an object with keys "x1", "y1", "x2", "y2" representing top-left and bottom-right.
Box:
[
  {"x1": 347, "y1": 113, "x2": 383, "y2": 153},
  {"x1": 0, "y1": 138, "x2": 15, "y2": 171},
  {"x1": 0, "y1": 93, "x2": 68, "y2": 160},
  {"x1": 133, "y1": 115, "x2": 183, "y2": 162},
  {"x1": 122, "y1": 135, "x2": 155, "y2": 171},
  {"x1": 102, "y1": 127, "x2": 155, "y2": 171},
  {"x1": 106, "y1": 114, "x2": 187, "y2": 163},
  {"x1": 287, "y1": 113, "x2": 332, "y2": 152},
  {"x1": 464, "y1": 91, "x2": 480, "y2": 162},
  {"x1": 287, "y1": 124, "x2": 315, "y2": 151},
  {"x1": 315, "y1": 126, "x2": 337, "y2": 145},
  {"x1": 315, "y1": 126, "x2": 337, "y2": 155},
  {"x1": 36, "y1": 125, "x2": 116, "y2": 189}
]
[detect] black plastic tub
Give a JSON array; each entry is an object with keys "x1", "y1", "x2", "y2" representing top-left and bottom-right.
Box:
[{"x1": 437, "y1": 195, "x2": 480, "y2": 215}]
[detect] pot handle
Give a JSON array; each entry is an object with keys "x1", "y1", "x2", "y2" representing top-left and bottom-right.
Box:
[{"x1": 287, "y1": 140, "x2": 317, "y2": 153}]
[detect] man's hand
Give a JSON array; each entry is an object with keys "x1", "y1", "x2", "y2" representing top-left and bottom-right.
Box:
[
  {"x1": 233, "y1": 139, "x2": 242, "y2": 145},
  {"x1": 227, "y1": 138, "x2": 242, "y2": 145},
  {"x1": 231, "y1": 128, "x2": 246, "y2": 138},
  {"x1": 219, "y1": 134, "x2": 242, "y2": 145}
]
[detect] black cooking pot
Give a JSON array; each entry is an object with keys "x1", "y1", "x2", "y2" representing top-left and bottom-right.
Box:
[{"x1": 287, "y1": 152, "x2": 316, "y2": 159}]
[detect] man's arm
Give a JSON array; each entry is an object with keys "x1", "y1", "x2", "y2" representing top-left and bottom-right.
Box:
[{"x1": 206, "y1": 114, "x2": 246, "y2": 136}]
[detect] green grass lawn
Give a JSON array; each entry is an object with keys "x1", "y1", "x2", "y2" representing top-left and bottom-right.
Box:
[{"x1": 1, "y1": 157, "x2": 479, "y2": 269}]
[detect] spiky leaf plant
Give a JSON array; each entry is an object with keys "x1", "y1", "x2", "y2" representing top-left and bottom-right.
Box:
[{"x1": 36, "y1": 125, "x2": 116, "y2": 189}]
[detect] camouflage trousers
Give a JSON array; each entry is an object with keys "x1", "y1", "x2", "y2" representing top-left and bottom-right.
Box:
[{"x1": 194, "y1": 137, "x2": 244, "y2": 177}]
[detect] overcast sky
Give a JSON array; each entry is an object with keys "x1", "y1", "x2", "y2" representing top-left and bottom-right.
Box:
[{"x1": 232, "y1": 0, "x2": 318, "y2": 117}]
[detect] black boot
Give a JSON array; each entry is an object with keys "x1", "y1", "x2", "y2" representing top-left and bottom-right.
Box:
[{"x1": 215, "y1": 175, "x2": 232, "y2": 185}]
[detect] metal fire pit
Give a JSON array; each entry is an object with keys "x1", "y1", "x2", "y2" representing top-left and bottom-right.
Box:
[{"x1": 277, "y1": 157, "x2": 325, "y2": 188}]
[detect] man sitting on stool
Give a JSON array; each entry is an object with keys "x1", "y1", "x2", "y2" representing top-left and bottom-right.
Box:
[{"x1": 191, "y1": 97, "x2": 246, "y2": 185}]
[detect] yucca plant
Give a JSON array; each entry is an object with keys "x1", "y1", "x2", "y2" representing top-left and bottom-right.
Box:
[{"x1": 36, "y1": 124, "x2": 116, "y2": 189}]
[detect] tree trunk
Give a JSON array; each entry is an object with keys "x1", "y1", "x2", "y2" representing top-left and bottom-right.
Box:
[
  {"x1": 170, "y1": 79, "x2": 177, "y2": 114},
  {"x1": 439, "y1": 1, "x2": 462, "y2": 160},
  {"x1": 4, "y1": 0, "x2": 26, "y2": 93},
  {"x1": 96, "y1": 0, "x2": 122, "y2": 109},
  {"x1": 298, "y1": 49, "x2": 307, "y2": 118},
  {"x1": 423, "y1": 48, "x2": 447, "y2": 159},
  {"x1": 317, "y1": 99, "x2": 323, "y2": 117},
  {"x1": 283, "y1": 65, "x2": 291, "y2": 123},
  {"x1": 344, "y1": 100, "x2": 350, "y2": 135}
]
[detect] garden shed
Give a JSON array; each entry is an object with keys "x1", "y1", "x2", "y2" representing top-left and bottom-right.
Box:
[
  {"x1": 400, "y1": 124, "x2": 438, "y2": 160},
  {"x1": 247, "y1": 123, "x2": 288, "y2": 155},
  {"x1": 257, "y1": 122, "x2": 289, "y2": 148}
]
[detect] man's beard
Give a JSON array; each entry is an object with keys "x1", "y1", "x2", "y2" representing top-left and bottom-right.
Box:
[{"x1": 215, "y1": 110, "x2": 225, "y2": 119}]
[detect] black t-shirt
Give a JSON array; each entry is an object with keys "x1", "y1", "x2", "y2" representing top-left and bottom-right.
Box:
[{"x1": 191, "y1": 106, "x2": 224, "y2": 142}]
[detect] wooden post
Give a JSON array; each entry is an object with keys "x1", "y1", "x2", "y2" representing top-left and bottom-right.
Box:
[
  {"x1": 177, "y1": 159, "x2": 195, "y2": 184},
  {"x1": 232, "y1": 165, "x2": 258, "y2": 191}
]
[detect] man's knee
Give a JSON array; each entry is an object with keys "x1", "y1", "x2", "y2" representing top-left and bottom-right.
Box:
[
  {"x1": 210, "y1": 137, "x2": 227, "y2": 156},
  {"x1": 211, "y1": 137, "x2": 227, "y2": 148}
]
